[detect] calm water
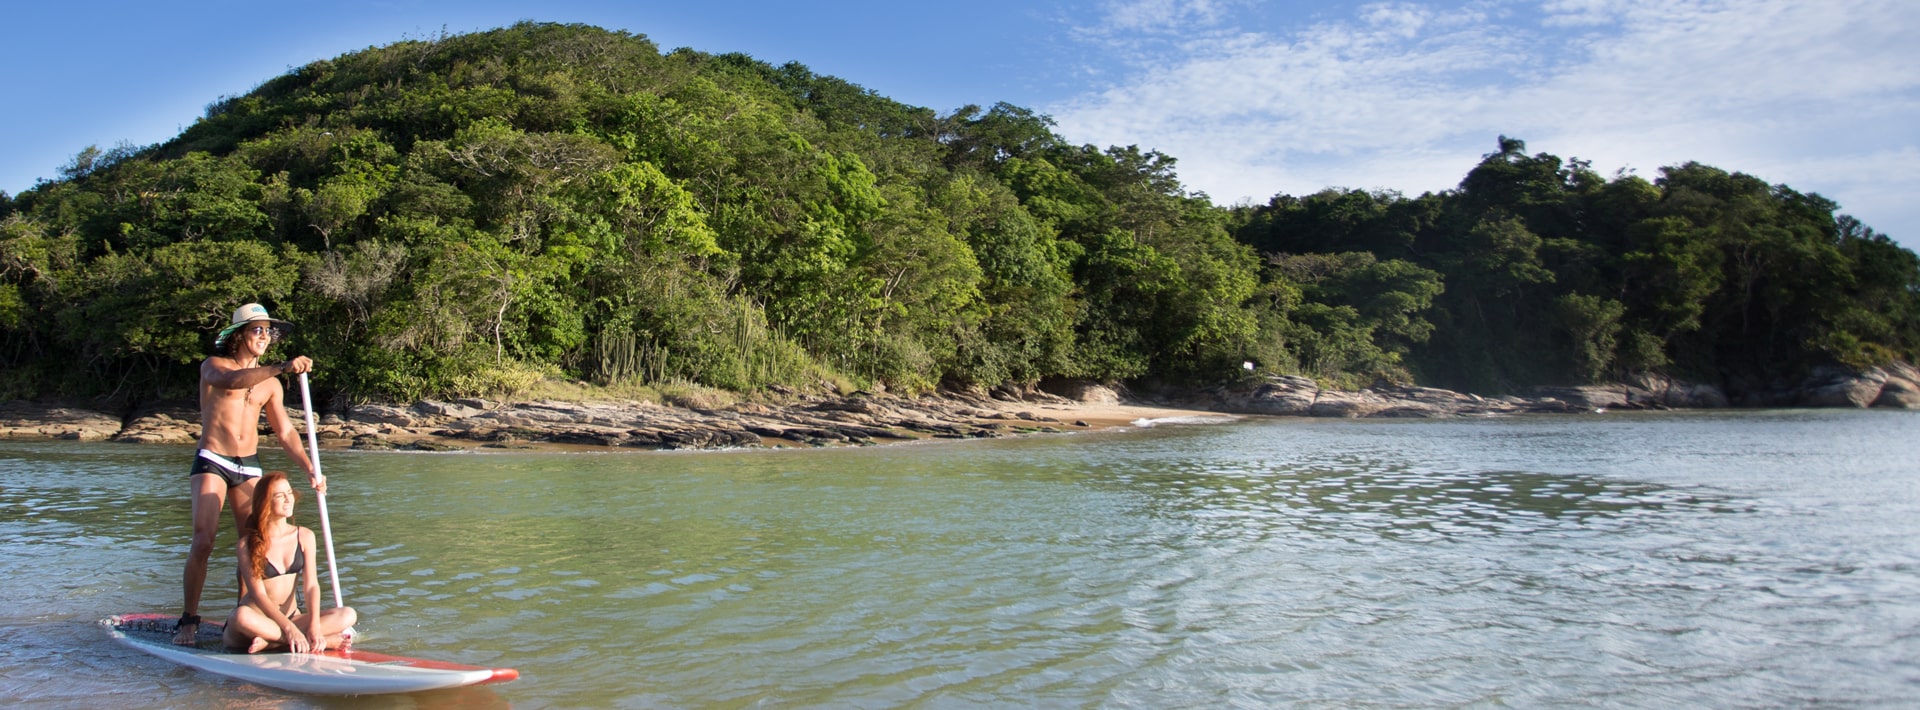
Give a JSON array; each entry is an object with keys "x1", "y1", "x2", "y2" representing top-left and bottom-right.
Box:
[{"x1": 2, "y1": 409, "x2": 1917, "y2": 708}]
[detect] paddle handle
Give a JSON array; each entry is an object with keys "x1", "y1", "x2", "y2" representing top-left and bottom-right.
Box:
[{"x1": 298, "y1": 372, "x2": 347, "y2": 611}]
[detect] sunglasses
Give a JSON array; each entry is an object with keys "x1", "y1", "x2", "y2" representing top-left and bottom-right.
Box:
[{"x1": 242, "y1": 325, "x2": 281, "y2": 339}]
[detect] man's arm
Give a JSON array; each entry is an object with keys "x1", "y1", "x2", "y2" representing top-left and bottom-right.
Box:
[
  {"x1": 202, "y1": 357, "x2": 298, "y2": 391},
  {"x1": 265, "y1": 380, "x2": 326, "y2": 495}
]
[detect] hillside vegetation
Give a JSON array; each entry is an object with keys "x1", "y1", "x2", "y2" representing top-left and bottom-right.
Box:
[{"x1": 2, "y1": 22, "x2": 1915, "y2": 404}]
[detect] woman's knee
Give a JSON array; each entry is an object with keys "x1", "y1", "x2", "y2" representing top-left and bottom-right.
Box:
[
  {"x1": 228, "y1": 608, "x2": 268, "y2": 637},
  {"x1": 326, "y1": 606, "x2": 358, "y2": 630}
]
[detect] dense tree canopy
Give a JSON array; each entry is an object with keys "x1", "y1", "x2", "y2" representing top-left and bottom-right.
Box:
[
  {"x1": 2, "y1": 24, "x2": 1914, "y2": 404},
  {"x1": 1232, "y1": 137, "x2": 1920, "y2": 392}
]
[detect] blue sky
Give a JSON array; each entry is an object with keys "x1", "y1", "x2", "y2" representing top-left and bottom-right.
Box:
[{"x1": 6, "y1": 0, "x2": 1918, "y2": 248}]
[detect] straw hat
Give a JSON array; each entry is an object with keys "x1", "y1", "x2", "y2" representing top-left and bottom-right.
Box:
[{"x1": 212, "y1": 303, "x2": 294, "y2": 351}]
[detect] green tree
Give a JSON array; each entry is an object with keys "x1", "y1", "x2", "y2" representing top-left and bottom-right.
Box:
[{"x1": 1555, "y1": 293, "x2": 1625, "y2": 382}]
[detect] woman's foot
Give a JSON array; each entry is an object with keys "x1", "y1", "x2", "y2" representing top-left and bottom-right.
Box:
[
  {"x1": 246, "y1": 636, "x2": 270, "y2": 654},
  {"x1": 170, "y1": 614, "x2": 201, "y2": 646}
]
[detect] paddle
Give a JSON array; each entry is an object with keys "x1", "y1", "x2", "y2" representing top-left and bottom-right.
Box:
[{"x1": 296, "y1": 372, "x2": 351, "y2": 637}]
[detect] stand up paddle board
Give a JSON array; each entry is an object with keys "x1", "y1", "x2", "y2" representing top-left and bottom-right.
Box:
[{"x1": 104, "y1": 613, "x2": 518, "y2": 695}]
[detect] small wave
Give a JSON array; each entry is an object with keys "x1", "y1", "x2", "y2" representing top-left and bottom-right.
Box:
[{"x1": 1132, "y1": 415, "x2": 1240, "y2": 428}]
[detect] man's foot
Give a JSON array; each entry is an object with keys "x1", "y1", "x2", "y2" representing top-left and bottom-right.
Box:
[{"x1": 171, "y1": 613, "x2": 201, "y2": 646}]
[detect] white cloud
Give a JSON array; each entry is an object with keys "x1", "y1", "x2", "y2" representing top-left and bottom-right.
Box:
[
  {"x1": 1540, "y1": 0, "x2": 1621, "y2": 27},
  {"x1": 1052, "y1": 1, "x2": 1528, "y2": 195},
  {"x1": 1048, "y1": 0, "x2": 1920, "y2": 244},
  {"x1": 1092, "y1": 0, "x2": 1239, "y2": 34},
  {"x1": 1358, "y1": 3, "x2": 1432, "y2": 38}
]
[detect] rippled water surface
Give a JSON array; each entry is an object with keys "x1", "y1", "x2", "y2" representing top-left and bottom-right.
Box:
[{"x1": 3, "y1": 409, "x2": 1918, "y2": 708}]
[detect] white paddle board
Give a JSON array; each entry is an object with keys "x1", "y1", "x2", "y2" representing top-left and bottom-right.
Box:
[{"x1": 104, "y1": 613, "x2": 518, "y2": 695}]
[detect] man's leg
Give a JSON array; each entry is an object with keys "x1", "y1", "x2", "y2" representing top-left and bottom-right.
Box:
[
  {"x1": 175, "y1": 473, "x2": 228, "y2": 645},
  {"x1": 227, "y1": 476, "x2": 259, "y2": 597}
]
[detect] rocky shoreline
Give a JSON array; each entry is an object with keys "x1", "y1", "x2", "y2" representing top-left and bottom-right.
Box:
[
  {"x1": 3, "y1": 363, "x2": 1915, "y2": 451},
  {"x1": 1202, "y1": 363, "x2": 1920, "y2": 418},
  {"x1": 0, "y1": 389, "x2": 1120, "y2": 452}
]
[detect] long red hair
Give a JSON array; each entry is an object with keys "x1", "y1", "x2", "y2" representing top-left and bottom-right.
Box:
[{"x1": 245, "y1": 471, "x2": 296, "y2": 580}]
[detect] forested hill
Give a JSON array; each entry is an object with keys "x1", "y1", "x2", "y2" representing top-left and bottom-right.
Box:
[{"x1": 1, "y1": 22, "x2": 1915, "y2": 405}]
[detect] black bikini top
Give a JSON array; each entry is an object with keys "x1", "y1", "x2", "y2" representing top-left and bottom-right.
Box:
[{"x1": 264, "y1": 537, "x2": 306, "y2": 579}]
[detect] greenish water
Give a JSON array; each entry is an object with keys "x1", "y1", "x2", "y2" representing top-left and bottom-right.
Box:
[{"x1": 3, "y1": 409, "x2": 1918, "y2": 707}]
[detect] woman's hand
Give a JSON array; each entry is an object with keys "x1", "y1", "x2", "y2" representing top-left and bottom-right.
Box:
[
  {"x1": 285, "y1": 626, "x2": 311, "y2": 654},
  {"x1": 310, "y1": 624, "x2": 329, "y2": 653}
]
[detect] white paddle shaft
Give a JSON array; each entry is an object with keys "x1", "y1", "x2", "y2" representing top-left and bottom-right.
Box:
[{"x1": 297, "y1": 372, "x2": 347, "y2": 611}]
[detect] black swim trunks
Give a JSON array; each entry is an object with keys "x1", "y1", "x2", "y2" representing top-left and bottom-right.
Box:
[{"x1": 189, "y1": 449, "x2": 263, "y2": 487}]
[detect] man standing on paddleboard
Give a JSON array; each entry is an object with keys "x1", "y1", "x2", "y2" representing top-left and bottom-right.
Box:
[{"x1": 174, "y1": 303, "x2": 325, "y2": 645}]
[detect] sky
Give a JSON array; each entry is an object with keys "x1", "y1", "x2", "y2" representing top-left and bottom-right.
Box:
[{"x1": 6, "y1": 0, "x2": 1918, "y2": 248}]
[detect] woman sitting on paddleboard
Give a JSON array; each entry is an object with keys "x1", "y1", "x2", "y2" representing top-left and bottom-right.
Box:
[{"x1": 223, "y1": 471, "x2": 357, "y2": 653}]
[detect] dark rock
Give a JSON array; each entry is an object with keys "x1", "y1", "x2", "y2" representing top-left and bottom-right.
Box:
[
  {"x1": 402, "y1": 440, "x2": 462, "y2": 452},
  {"x1": 0, "y1": 402, "x2": 125, "y2": 441},
  {"x1": 113, "y1": 405, "x2": 201, "y2": 444},
  {"x1": 1243, "y1": 380, "x2": 1320, "y2": 415},
  {"x1": 812, "y1": 399, "x2": 893, "y2": 416},
  {"x1": 1306, "y1": 391, "x2": 1393, "y2": 418},
  {"x1": 660, "y1": 431, "x2": 719, "y2": 449},
  {"x1": 1039, "y1": 378, "x2": 1122, "y2": 404},
  {"x1": 1623, "y1": 374, "x2": 1727, "y2": 408},
  {"x1": 1874, "y1": 363, "x2": 1920, "y2": 408},
  {"x1": 1371, "y1": 406, "x2": 1453, "y2": 418},
  {"x1": 1794, "y1": 366, "x2": 1885, "y2": 408},
  {"x1": 350, "y1": 435, "x2": 397, "y2": 450},
  {"x1": 348, "y1": 404, "x2": 416, "y2": 427},
  {"x1": 547, "y1": 430, "x2": 625, "y2": 447},
  {"x1": 414, "y1": 400, "x2": 484, "y2": 419},
  {"x1": 1532, "y1": 386, "x2": 1629, "y2": 410}
]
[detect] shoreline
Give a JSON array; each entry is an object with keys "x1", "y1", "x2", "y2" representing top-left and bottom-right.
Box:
[
  {"x1": 0, "y1": 390, "x2": 1244, "y2": 454},
  {"x1": 3, "y1": 364, "x2": 1914, "y2": 452}
]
